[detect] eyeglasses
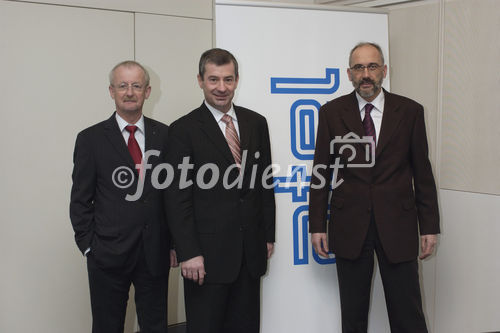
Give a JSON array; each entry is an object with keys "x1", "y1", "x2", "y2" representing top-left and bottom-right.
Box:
[
  {"x1": 350, "y1": 63, "x2": 382, "y2": 73},
  {"x1": 112, "y1": 83, "x2": 145, "y2": 92}
]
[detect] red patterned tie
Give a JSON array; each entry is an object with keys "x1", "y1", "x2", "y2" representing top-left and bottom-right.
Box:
[
  {"x1": 221, "y1": 114, "x2": 241, "y2": 166},
  {"x1": 125, "y1": 125, "x2": 142, "y2": 169},
  {"x1": 363, "y1": 103, "x2": 376, "y2": 146}
]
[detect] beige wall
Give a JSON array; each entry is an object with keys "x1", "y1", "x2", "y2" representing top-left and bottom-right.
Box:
[
  {"x1": 0, "y1": 0, "x2": 212, "y2": 332},
  {"x1": 437, "y1": 1, "x2": 500, "y2": 332},
  {"x1": 134, "y1": 12, "x2": 213, "y2": 324},
  {"x1": 389, "y1": 0, "x2": 500, "y2": 332},
  {"x1": 3, "y1": 0, "x2": 499, "y2": 332},
  {"x1": 439, "y1": 0, "x2": 500, "y2": 195},
  {"x1": 389, "y1": 2, "x2": 441, "y2": 330},
  {"x1": 13, "y1": 0, "x2": 212, "y2": 19},
  {"x1": 436, "y1": 189, "x2": 500, "y2": 333}
]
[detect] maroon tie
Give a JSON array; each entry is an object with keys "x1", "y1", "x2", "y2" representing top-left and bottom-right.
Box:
[
  {"x1": 125, "y1": 125, "x2": 142, "y2": 168},
  {"x1": 363, "y1": 103, "x2": 376, "y2": 146}
]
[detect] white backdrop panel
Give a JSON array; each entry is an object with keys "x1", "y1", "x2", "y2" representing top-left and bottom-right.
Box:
[{"x1": 216, "y1": 2, "x2": 389, "y2": 332}]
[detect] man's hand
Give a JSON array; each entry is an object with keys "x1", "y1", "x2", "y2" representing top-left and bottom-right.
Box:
[
  {"x1": 311, "y1": 232, "x2": 329, "y2": 258},
  {"x1": 419, "y1": 234, "x2": 437, "y2": 260},
  {"x1": 170, "y1": 249, "x2": 179, "y2": 268},
  {"x1": 181, "y1": 255, "x2": 206, "y2": 285},
  {"x1": 267, "y1": 242, "x2": 274, "y2": 259}
]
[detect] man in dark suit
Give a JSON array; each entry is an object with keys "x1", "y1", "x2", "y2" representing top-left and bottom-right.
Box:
[
  {"x1": 165, "y1": 48, "x2": 275, "y2": 333},
  {"x1": 309, "y1": 42, "x2": 440, "y2": 333},
  {"x1": 70, "y1": 60, "x2": 176, "y2": 333}
]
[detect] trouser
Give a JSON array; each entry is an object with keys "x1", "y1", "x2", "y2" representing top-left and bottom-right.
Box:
[
  {"x1": 336, "y1": 216, "x2": 427, "y2": 333},
  {"x1": 87, "y1": 244, "x2": 169, "y2": 333},
  {"x1": 183, "y1": 257, "x2": 261, "y2": 333}
]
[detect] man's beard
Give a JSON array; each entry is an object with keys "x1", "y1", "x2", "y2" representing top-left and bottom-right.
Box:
[{"x1": 354, "y1": 77, "x2": 382, "y2": 99}]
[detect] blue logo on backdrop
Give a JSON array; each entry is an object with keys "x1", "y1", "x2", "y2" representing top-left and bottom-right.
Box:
[
  {"x1": 270, "y1": 68, "x2": 339, "y2": 94},
  {"x1": 290, "y1": 99, "x2": 321, "y2": 160},
  {"x1": 270, "y1": 68, "x2": 340, "y2": 265}
]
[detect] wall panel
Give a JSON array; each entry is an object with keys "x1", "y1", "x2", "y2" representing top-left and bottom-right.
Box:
[
  {"x1": 435, "y1": 189, "x2": 500, "y2": 333},
  {"x1": 135, "y1": 13, "x2": 213, "y2": 126},
  {"x1": 14, "y1": 0, "x2": 213, "y2": 19},
  {"x1": 389, "y1": 1, "x2": 500, "y2": 332},
  {"x1": 440, "y1": 0, "x2": 500, "y2": 195},
  {"x1": 389, "y1": 2, "x2": 440, "y2": 169},
  {"x1": 0, "y1": 1, "x2": 135, "y2": 332},
  {"x1": 134, "y1": 13, "x2": 213, "y2": 324},
  {"x1": 389, "y1": 3, "x2": 441, "y2": 330}
]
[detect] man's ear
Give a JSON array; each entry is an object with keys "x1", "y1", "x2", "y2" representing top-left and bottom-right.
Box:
[
  {"x1": 109, "y1": 85, "x2": 115, "y2": 100},
  {"x1": 197, "y1": 74, "x2": 203, "y2": 88}
]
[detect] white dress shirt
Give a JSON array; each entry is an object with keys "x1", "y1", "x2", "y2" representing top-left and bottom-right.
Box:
[
  {"x1": 205, "y1": 101, "x2": 240, "y2": 138},
  {"x1": 115, "y1": 112, "x2": 145, "y2": 155},
  {"x1": 356, "y1": 90, "x2": 385, "y2": 145}
]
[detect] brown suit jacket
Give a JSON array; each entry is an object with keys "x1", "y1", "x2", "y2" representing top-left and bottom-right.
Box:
[{"x1": 309, "y1": 89, "x2": 439, "y2": 263}]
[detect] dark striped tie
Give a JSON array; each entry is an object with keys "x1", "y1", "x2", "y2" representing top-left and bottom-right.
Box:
[
  {"x1": 221, "y1": 114, "x2": 241, "y2": 167},
  {"x1": 363, "y1": 103, "x2": 376, "y2": 146}
]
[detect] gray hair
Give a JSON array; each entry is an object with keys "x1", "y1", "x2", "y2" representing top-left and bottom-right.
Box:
[
  {"x1": 349, "y1": 42, "x2": 385, "y2": 67},
  {"x1": 109, "y1": 60, "x2": 150, "y2": 86}
]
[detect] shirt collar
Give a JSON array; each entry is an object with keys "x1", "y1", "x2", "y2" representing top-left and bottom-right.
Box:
[
  {"x1": 204, "y1": 100, "x2": 237, "y2": 123},
  {"x1": 115, "y1": 112, "x2": 145, "y2": 134},
  {"x1": 355, "y1": 89, "x2": 385, "y2": 114}
]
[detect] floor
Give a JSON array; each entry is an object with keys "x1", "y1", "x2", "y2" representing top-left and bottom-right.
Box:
[
  {"x1": 136, "y1": 322, "x2": 186, "y2": 333},
  {"x1": 168, "y1": 323, "x2": 187, "y2": 333}
]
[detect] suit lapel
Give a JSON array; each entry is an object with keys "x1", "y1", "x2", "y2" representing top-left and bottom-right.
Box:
[
  {"x1": 376, "y1": 89, "x2": 404, "y2": 158},
  {"x1": 198, "y1": 103, "x2": 237, "y2": 167},
  {"x1": 234, "y1": 105, "x2": 252, "y2": 173},
  {"x1": 142, "y1": 116, "x2": 163, "y2": 194},
  {"x1": 104, "y1": 113, "x2": 136, "y2": 171},
  {"x1": 340, "y1": 91, "x2": 365, "y2": 138},
  {"x1": 144, "y1": 116, "x2": 161, "y2": 156}
]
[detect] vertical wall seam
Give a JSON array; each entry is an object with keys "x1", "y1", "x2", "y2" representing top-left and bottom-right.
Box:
[
  {"x1": 133, "y1": 12, "x2": 136, "y2": 60},
  {"x1": 433, "y1": 0, "x2": 445, "y2": 332},
  {"x1": 212, "y1": 0, "x2": 216, "y2": 47},
  {"x1": 436, "y1": 0, "x2": 444, "y2": 189}
]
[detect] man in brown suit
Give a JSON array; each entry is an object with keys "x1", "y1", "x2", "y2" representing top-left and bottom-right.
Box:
[{"x1": 309, "y1": 42, "x2": 440, "y2": 333}]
